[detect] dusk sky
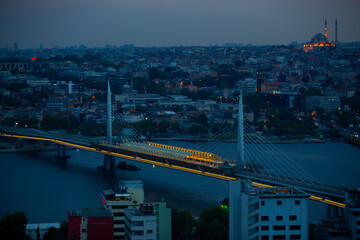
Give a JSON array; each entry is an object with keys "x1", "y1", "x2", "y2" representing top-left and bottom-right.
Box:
[{"x1": 1, "y1": 0, "x2": 360, "y2": 49}]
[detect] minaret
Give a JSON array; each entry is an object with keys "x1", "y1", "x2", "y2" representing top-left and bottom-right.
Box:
[
  {"x1": 324, "y1": 19, "x2": 328, "y2": 39},
  {"x1": 335, "y1": 19, "x2": 338, "y2": 47}
]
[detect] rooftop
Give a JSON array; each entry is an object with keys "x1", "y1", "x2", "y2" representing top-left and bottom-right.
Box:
[
  {"x1": 26, "y1": 223, "x2": 60, "y2": 230},
  {"x1": 69, "y1": 209, "x2": 113, "y2": 218}
]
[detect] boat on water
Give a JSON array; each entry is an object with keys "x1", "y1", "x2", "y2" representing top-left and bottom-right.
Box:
[{"x1": 117, "y1": 161, "x2": 141, "y2": 171}]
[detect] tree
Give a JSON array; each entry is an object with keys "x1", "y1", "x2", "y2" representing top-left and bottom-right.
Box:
[
  {"x1": 0, "y1": 211, "x2": 31, "y2": 240},
  {"x1": 195, "y1": 206, "x2": 229, "y2": 240},
  {"x1": 42, "y1": 221, "x2": 68, "y2": 240},
  {"x1": 171, "y1": 208, "x2": 194, "y2": 240},
  {"x1": 196, "y1": 113, "x2": 208, "y2": 127}
]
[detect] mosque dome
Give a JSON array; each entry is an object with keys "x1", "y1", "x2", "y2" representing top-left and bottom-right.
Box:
[{"x1": 311, "y1": 33, "x2": 328, "y2": 44}]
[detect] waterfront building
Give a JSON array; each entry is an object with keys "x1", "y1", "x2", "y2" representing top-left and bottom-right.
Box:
[
  {"x1": 102, "y1": 181, "x2": 144, "y2": 239},
  {"x1": 147, "y1": 201, "x2": 172, "y2": 240},
  {"x1": 230, "y1": 181, "x2": 309, "y2": 240},
  {"x1": 26, "y1": 223, "x2": 60, "y2": 240},
  {"x1": 345, "y1": 189, "x2": 360, "y2": 240},
  {"x1": 305, "y1": 96, "x2": 341, "y2": 112},
  {"x1": 124, "y1": 204, "x2": 157, "y2": 240},
  {"x1": 119, "y1": 180, "x2": 145, "y2": 208},
  {"x1": 68, "y1": 209, "x2": 114, "y2": 240}
]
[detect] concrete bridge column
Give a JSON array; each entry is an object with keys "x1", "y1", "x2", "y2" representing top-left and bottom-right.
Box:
[
  {"x1": 326, "y1": 204, "x2": 345, "y2": 221},
  {"x1": 103, "y1": 155, "x2": 115, "y2": 171},
  {"x1": 55, "y1": 144, "x2": 70, "y2": 159}
]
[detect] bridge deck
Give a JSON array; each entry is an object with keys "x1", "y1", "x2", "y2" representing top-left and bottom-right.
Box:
[{"x1": 0, "y1": 126, "x2": 347, "y2": 208}]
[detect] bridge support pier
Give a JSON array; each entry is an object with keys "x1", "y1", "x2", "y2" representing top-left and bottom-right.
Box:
[
  {"x1": 326, "y1": 204, "x2": 344, "y2": 221},
  {"x1": 55, "y1": 144, "x2": 70, "y2": 159},
  {"x1": 103, "y1": 155, "x2": 115, "y2": 171}
]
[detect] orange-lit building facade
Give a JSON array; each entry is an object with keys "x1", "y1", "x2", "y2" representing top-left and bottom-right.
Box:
[{"x1": 303, "y1": 19, "x2": 337, "y2": 52}]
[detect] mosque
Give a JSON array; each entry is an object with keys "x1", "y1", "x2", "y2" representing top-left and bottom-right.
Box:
[{"x1": 303, "y1": 19, "x2": 337, "y2": 52}]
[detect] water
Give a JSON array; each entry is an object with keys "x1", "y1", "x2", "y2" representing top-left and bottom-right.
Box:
[{"x1": 0, "y1": 141, "x2": 359, "y2": 223}]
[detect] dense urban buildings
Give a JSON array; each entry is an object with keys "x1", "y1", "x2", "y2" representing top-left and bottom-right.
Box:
[
  {"x1": 0, "y1": 41, "x2": 360, "y2": 239},
  {"x1": 100, "y1": 180, "x2": 172, "y2": 240}
]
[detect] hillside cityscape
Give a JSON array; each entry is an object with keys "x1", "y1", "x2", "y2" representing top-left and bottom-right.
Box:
[{"x1": 1, "y1": 13, "x2": 360, "y2": 240}]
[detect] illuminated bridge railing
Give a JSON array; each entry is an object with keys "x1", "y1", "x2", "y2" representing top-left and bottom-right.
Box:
[{"x1": 237, "y1": 170, "x2": 346, "y2": 199}]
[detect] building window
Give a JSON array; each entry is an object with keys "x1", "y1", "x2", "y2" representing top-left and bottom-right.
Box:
[
  {"x1": 132, "y1": 221, "x2": 144, "y2": 227},
  {"x1": 273, "y1": 225, "x2": 285, "y2": 230},
  {"x1": 261, "y1": 226, "x2": 269, "y2": 231},
  {"x1": 261, "y1": 216, "x2": 269, "y2": 221},
  {"x1": 289, "y1": 215, "x2": 297, "y2": 221},
  {"x1": 114, "y1": 220, "x2": 125, "y2": 224},
  {"x1": 249, "y1": 226, "x2": 259, "y2": 235},
  {"x1": 273, "y1": 235, "x2": 285, "y2": 240},
  {"x1": 295, "y1": 200, "x2": 300, "y2": 205},
  {"x1": 132, "y1": 230, "x2": 144, "y2": 236},
  {"x1": 276, "y1": 216, "x2": 283, "y2": 221},
  {"x1": 147, "y1": 230, "x2": 153, "y2": 234},
  {"x1": 261, "y1": 236, "x2": 269, "y2": 240},
  {"x1": 112, "y1": 205, "x2": 128, "y2": 209},
  {"x1": 290, "y1": 225, "x2": 301, "y2": 230},
  {"x1": 114, "y1": 228, "x2": 125, "y2": 232},
  {"x1": 261, "y1": 201, "x2": 265, "y2": 206},
  {"x1": 113, "y1": 212, "x2": 125, "y2": 217},
  {"x1": 114, "y1": 236, "x2": 125, "y2": 239},
  {"x1": 277, "y1": 200, "x2": 282, "y2": 205},
  {"x1": 290, "y1": 235, "x2": 301, "y2": 240}
]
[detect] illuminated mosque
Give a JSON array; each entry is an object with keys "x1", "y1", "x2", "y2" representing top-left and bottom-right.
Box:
[{"x1": 303, "y1": 19, "x2": 337, "y2": 52}]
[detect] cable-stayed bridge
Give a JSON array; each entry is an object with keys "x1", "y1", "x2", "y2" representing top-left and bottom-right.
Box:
[{"x1": 0, "y1": 82, "x2": 354, "y2": 210}]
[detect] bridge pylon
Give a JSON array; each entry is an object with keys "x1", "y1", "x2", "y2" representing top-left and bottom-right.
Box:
[
  {"x1": 236, "y1": 83, "x2": 245, "y2": 169},
  {"x1": 102, "y1": 80, "x2": 115, "y2": 171},
  {"x1": 107, "y1": 80, "x2": 112, "y2": 145}
]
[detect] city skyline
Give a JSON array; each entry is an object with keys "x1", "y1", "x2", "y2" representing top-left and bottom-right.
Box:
[{"x1": 1, "y1": 0, "x2": 360, "y2": 49}]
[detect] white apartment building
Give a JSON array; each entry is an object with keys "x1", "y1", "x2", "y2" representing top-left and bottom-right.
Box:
[
  {"x1": 102, "y1": 182, "x2": 144, "y2": 240},
  {"x1": 124, "y1": 204, "x2": 157, "y2": 240},
  {"x1": 230, "y1": 180, "x2": 308, "y2": 240}
]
